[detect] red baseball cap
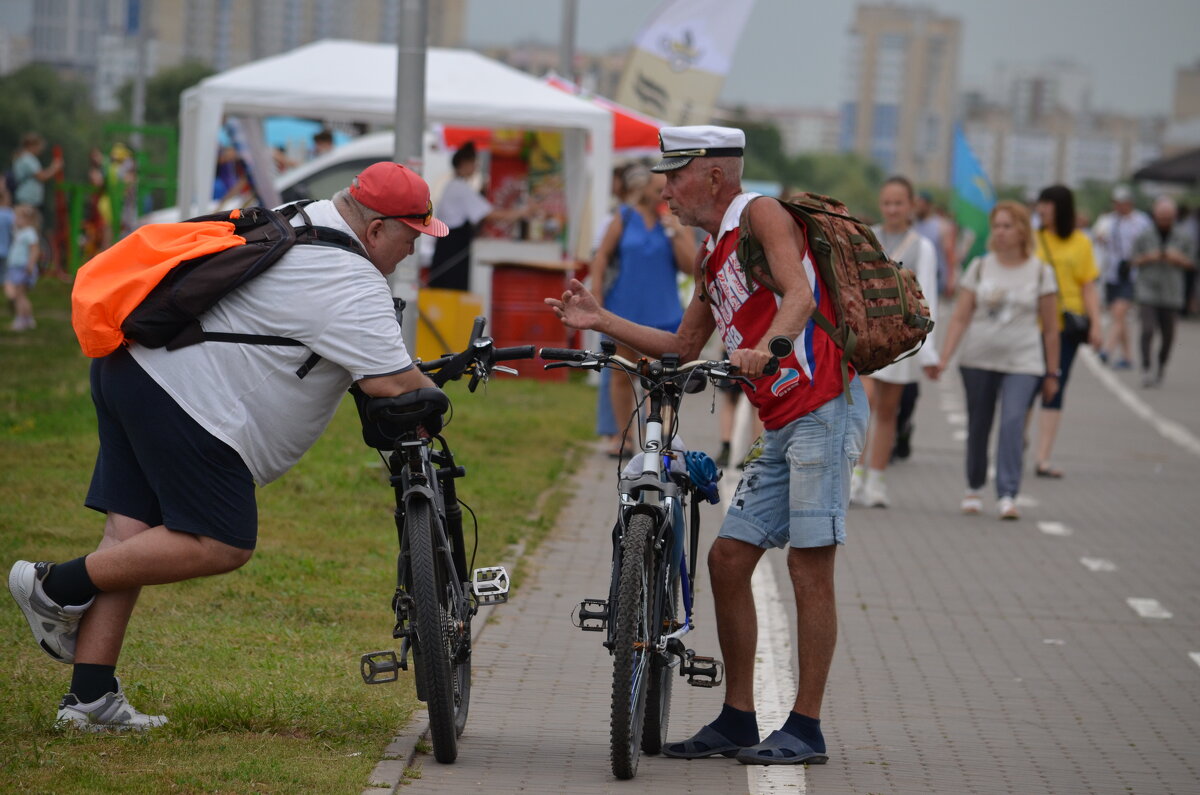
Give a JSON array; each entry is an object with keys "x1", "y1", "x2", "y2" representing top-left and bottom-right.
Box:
[{"x1": 349, "y1": 162, "x2": 449, "y2": 237}]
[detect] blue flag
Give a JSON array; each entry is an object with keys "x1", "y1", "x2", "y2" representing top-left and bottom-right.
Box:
[{"x1": 951, "y1": 125, "x2": 995, "y2": 264}]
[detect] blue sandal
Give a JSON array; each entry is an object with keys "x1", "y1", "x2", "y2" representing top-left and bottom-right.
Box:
[
  {"x1": 735, "y1": 730, "x2": 829, "y2": 765},
  {"x1": 662, "y1": 725, "x2": 748, "y2": 759}
]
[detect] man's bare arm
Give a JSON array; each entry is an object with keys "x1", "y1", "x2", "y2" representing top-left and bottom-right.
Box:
[{"x1": 729, "y1": 198, "x2": 816, "y2": 377}]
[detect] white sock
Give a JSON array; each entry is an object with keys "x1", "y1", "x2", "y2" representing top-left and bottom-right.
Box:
[{"x1": 866, "y1": 468, "x2": 885, "y2": 487}]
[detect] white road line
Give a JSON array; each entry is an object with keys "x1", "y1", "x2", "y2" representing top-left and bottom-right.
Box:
[
  {"x1": 1190, "y1": 652, "x2": 1200, "y2": 670},
  {"x1": 1016, "y1": 494, "x2": 1040, "y2": 508},
  {"x1": 1127, "y1": 598, "x2": 1173, "y2": 619},
  {"x1": 946, "y1": 412, "x2": 966, "y2": 425},
  {"x1": 952, "y1": 429, "x2": 967, "y2": 442},
  {"x1": 1037, "y1": 520, "x2": 1072, "y2": 536},
  {"x1": 1080, "y1": 557, "x2": 1118, "y2": 572},
  {"x1": 719, "y1": 481, "x2": 806, "y2": 793},
  {"x1": 1080, "y1": 347, "x2": 1200, "y2": 459},
  {"x1": 748, "y1": 557, "x2": 807, "y2": 793}
]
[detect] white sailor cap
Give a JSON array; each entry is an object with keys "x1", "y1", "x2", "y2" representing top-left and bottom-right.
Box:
[{"x1": 651, "y1": 125, "x2": 746, "y2": 172}]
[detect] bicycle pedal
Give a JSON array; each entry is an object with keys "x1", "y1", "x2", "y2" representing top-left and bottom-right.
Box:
[
  {"x1": 572, "y1": 598, "x2": 608, "y2": 631},
  {"x1": 471, "y1": 565, "x2": 510, "y2": 605},
  {"x1": 680, "y1": 650, "x2": 724, "y2": 688},
  {"x1": 360, "y1": 651, "x2": 400, "y2": 684}
]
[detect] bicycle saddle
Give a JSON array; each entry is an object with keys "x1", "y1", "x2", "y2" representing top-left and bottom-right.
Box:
[{"x1": 360, "y1": 387, "x2": 450, "y2": 443}]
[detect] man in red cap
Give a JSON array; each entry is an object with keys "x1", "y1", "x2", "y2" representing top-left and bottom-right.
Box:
[{"x1": 8, "y1": 163, "x2": 447, "y2": 732}]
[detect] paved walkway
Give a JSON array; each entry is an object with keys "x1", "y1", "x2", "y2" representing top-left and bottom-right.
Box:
[{"x1": 370, "y1": 319, "x2": 1200, "y2": 795}]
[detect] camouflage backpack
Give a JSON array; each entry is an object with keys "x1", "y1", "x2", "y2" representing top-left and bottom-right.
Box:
[{"x1": 734, "y1": 193, "x2": 934, "y2": 398}]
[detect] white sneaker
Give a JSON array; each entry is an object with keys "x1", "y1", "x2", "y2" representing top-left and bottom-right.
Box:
[
  {"x1": 849, "y1": 467, "x2": 866, "y2": 505},
  {"x1": 998, "y1": 496, "x2": 1020, "y2": 520},
  {"x1": 961, "y1": 492, "x2": 983, "y2": 515},
  {"x1": 56, "y1": 678, "x2": 168, "y2": 732},
  {"x1": 863, "y1": 474, "x2": 889, "y2": 508},
  {"x1": 8, "y1": 561, "x2": 94, "y2": 664}
]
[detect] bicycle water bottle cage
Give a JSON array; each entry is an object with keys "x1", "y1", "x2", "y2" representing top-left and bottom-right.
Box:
[{"x1": 354, "y1": 386, "x2": 450, "y2": 448}]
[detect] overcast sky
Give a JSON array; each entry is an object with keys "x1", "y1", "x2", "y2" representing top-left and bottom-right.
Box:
[{"x1": 464, "y1": 0, "x2": 1200, "y2": 116}]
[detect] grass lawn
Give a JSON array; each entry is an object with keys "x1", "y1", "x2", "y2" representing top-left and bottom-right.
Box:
[{"x1": 0, "y1": 279, "x2": 595, "y2": 793}]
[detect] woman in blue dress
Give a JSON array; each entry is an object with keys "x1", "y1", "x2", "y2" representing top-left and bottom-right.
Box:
[{"x1": 589, "y1": 165, "x2": 696, "y2": 456}]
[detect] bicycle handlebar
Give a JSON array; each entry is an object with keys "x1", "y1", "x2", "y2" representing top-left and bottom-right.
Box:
[
  {"x1": 417, "y1": 318, "x2": 534, "y2": 389},
  {"x1": 538, "y1": 347, "x2": 778, "y2": 391}
]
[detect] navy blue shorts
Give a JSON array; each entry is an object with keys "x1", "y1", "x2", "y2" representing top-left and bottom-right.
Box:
[
  {"x1": 1105, "y1": 279, "x2": 1134, "y2": 304},
  {"x1": 86, "y1": 347, "x2": 258, "y2": 549}
]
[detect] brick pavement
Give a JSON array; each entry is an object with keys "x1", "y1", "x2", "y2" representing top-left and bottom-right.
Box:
[{"x1": 374, "y1": 319, "x2": 1200, "y2": 794}]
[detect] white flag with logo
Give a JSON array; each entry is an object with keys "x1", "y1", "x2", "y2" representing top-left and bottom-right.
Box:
[{"x1": 615, "y1": 0, "x2": 756, "y2": 125}]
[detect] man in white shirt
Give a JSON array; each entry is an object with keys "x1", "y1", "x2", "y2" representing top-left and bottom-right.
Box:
[
  {"x1": 1093, "y1": 185, "x2": 1152, "y2": 368},
  {"x1": 9, "y1": 162, "x2": 447, "y2": 732}
]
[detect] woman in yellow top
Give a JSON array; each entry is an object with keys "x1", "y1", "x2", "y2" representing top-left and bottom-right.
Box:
[{"x1": 1033, "y1": 185, "x2": 1103, "y2": 478}]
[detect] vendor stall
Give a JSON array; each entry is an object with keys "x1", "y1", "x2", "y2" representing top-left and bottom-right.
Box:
[{"x1": 176, "y1": 39, "x2": 614, "y2": 302}]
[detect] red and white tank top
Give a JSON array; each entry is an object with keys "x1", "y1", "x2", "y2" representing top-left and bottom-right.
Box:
[{"x1": 702, "y1": 193, "x2": 849, "y2": 429}]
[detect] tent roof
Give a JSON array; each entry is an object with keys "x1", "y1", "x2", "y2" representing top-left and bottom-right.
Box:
[
  {"x1": 189, "y1": 40, "x2": 611, "y2": 130},
  {"x1": 1133, "y1": 147, "x2": 1200, "y2": 185},
  {"x1": 176, "y1": 40, "x2": 614, "y2": 246}
]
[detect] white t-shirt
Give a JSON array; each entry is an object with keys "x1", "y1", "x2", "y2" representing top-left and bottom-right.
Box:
[
  {"x1": 867, "y1": 226, "x2": 940, "y2": 383},
  {"x1": 957, "y1": 253, "x2": 1057, "y2": 375},
  {"x1": 130, "y1": 201, "x2": 413, "y2": 484},
  {"x1": 436, "y1": 177, "x2": 493, "y2": 229}
]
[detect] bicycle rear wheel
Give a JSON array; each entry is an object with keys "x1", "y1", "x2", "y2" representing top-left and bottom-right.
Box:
[
  {"x1": 641, "y1": 555, "x2": 677, "y2": 755},
  {"x1": 408, "y1": 495, "x2": 470, "y2": 763},
  {"x1": 610, "y1": 513, "x2": 656, "y2": 780}
]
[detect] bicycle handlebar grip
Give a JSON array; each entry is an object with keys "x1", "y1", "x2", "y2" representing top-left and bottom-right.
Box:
[
  {"x1": 768, "y1": 335, "x2": 794, "y2": 358},
  {"x1": 762, "y1": 357, "x2": 780, "y2": 377},
  {"x1": 494, "y1": 345, "x2": 536, "y2": 361},
  {"x1": 539, "y1": 347, "x2": 588, "y2": 361},
  {"x1": 469, "y1": 316, "x2": 487, "y2": 342},
  {"x1": 418, "y1": 355, "x2": 453, "y2": 373}
]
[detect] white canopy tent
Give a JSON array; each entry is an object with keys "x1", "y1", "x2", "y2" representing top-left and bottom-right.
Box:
[{"x1": 178, "y1": 40, "x2": 614, "y2": 261}]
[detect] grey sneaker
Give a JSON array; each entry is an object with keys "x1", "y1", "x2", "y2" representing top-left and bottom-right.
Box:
[
  {"x1": 8, "y1": 560, "x2": 94, "y2": 664},
  {"x1": 56, "y1": 678, "x2": 168, "y2": 732}
]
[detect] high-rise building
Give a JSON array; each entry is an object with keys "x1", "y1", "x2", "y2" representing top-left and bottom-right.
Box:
[
  {"x1": 21, "y1": 0, "x2": 469, "y2": 110},
  {"x1": 993, "y1": 61, "x2": 1092, "y2": 127},
  {"x1": 839, "y1": 3, "x2": 961, "y2": 186}
]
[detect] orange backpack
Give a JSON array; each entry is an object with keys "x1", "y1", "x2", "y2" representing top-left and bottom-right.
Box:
[{"x1": 72, "y1": 203, "x2": 365, "y2": 374}]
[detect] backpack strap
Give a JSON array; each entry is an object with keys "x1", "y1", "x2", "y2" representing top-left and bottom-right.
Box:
[
  {"x1": 195, "y1": 205, "x2": 369, "y2": 379},
  {"x1": 738, "y1": 196, "x2": 858, "y2": 401}
]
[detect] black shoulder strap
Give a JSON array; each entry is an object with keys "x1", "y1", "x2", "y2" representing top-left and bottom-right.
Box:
[{"x1": 197, "y1": 201, "x2": 371, "y2": 377}]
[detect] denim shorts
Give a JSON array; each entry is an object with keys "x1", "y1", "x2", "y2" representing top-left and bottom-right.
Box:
[{"x1": 719, "y1": 377, "x2": 868, "y2": 549}]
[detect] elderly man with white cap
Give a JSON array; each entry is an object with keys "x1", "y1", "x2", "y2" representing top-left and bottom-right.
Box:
[
  {"x1": 9, "y1": 162, "x2": 446, "y2": 731},
  {"x1": 547, "y1": 126, "x2": 868, "y2": 766}
]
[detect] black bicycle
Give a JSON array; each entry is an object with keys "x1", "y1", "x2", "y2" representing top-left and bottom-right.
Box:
[
  {"x1": 541, "y1": 339, "x2": 788, "y2": 779},
  {"x1": 355, "y1": 317, "x2": 533, "y2": 764}
]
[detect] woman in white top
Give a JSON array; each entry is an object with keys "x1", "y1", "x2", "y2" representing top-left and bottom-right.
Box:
[
  {"x1": 936, "y1": 201, "x2": 1061, "y2": 520},
  {"x1": 852, "y1": 176, "x2": 940, "y2": 508}
]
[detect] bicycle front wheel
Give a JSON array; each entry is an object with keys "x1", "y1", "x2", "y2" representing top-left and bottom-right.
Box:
[
  {"x1": 610, "y1": 513, "x2": 656, "y2": 780},
  {"x1": 408, "y1": 495, "x2": 469, "y2": 763}
]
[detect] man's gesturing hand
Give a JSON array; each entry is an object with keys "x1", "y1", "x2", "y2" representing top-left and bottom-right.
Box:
[{"x1": 545, "y1": 278, "x2": 603, "y2": 331}]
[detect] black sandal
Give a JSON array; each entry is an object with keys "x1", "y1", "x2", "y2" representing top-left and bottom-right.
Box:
[{"x1": 1035, "y1": 464, "x2": 1064, "y2": 479}]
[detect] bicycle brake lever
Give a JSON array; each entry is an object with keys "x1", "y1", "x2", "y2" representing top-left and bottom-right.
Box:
[
  {"x1": 492, "y1": 365, "x2": 518, "y2": 376},
  {"x1": 468, "y1": 372, "x2": 482, "y2": 393}
]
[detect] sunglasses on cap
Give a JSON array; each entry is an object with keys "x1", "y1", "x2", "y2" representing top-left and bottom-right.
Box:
[{"x1": 380, "y1": 200, "x2": 433, "y2": 227}]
